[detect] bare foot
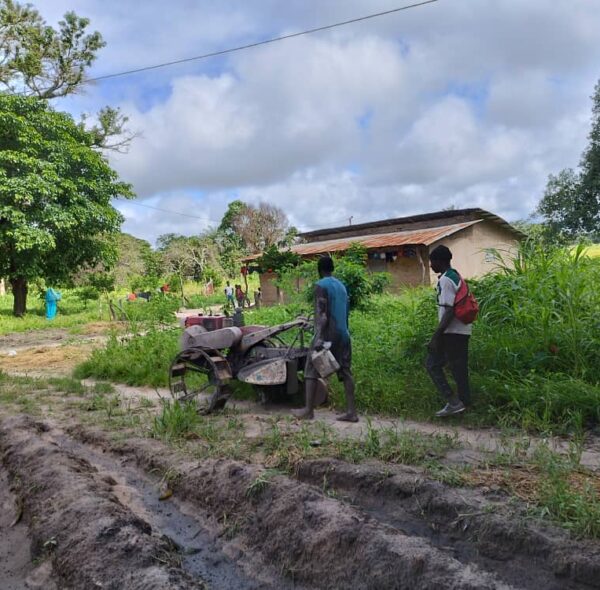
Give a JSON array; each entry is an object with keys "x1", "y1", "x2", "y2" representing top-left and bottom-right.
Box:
[
  {"x1": 291, "y1": 408, "x2": 314, "y2": 420},
  {"x1": 336, "y1": 413, "x2": 359, "y2": 423}
]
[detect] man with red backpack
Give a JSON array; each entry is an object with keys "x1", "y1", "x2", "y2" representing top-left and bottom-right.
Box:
[{"x1": 426, "y1": 245, "x2": 478, "y2": 417}]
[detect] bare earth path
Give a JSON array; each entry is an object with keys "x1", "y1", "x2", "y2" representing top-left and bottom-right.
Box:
[
  {"x1": 0, "y1": 333, "x2": 600, "y2": 589},
  {"x1": 1, "y1": 411, "x2": 599, "y2": 589}
]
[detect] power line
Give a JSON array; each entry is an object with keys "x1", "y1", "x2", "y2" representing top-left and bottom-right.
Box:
[
  {"x1": 87, "y1": 0, "x2": 439, "y2": 83},
  {"x1": 118, "y1": 199, "x2": 356, "y2": 231},
  {"x1": 117, "y1": 200, "x2": 219, "y2": 223}
]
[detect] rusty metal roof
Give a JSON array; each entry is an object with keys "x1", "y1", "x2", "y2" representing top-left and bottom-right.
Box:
[
  {"x1": 285, "y1": 220, "x2": 481, "y2": 257},
  {"x1": 299, "y1": 207, "x2": 524, "y2": 240}
]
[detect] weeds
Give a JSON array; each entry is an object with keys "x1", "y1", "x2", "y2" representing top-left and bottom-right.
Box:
[
  {"x1": 531, "y1": 444, "x2": 600, "y2": 538},
  {"x1": 152, "y1": 399, "x2": 201, "y2": 441},
  {"x1": 245, "y1": 469, "x2": 281, "y2": 498}
]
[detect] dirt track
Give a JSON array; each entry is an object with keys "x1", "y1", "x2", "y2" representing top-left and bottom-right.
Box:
[{"x1": 2, "y1": 414, "x2": 599, "y2": 589}]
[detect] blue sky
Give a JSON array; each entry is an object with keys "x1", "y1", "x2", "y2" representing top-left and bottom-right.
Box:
[{"x1": 38, "y1": 0, "x2": 600, "y2": 244}]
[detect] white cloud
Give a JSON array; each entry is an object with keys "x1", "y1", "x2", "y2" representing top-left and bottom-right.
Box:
[{"x1": 36, "y1": 0, "x2": 600, "y2": 241}]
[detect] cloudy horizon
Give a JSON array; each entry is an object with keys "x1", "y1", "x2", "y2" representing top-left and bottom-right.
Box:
[{"x1": 38, "y1": 0, "x2": 600, "y2": 245}]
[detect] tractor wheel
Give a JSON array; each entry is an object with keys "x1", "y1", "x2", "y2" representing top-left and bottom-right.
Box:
[{"x1": 169, "y1": 348, "x2": 233, "y2": 414}]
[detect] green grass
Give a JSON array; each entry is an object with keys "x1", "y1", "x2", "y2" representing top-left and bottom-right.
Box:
[
  {"x1": 0, "y1": 290, "x2": 105, "y2": 334},
  {"x1": 74, "y1": 328, "x2": 180, "y2": 386},
  {"x1": 532, "y1": 444, "x2": 600, "y2": 538},
  {"x1": 581, "y1": 244, "x2": 600, "y2": 258},
  {"x1": 74, "y1": 242, "x2": 600, "y2": 433}
]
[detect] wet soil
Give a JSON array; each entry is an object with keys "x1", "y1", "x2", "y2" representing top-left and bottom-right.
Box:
[
  {"x1": 0, "y1": 415, "x2": 302, "y2": 590},
  {"x1": 66, "y1": 421, "x2": 600, "y2": 590},
  {"x1": 2, "y1": 412, "x2": 600, "y2": 589},
  {"x1": 0, "y1": 466, "x2": 58, "y2": 590},
  {"x1": 296, "y1": 459, "x2": 600, "y2": 590}
]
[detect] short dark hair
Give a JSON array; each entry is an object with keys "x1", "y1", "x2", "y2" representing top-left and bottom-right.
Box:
[
  {"x1": 429, "y1": 245, "x2": 452, "y2": 261},
  {"x1": 318, "y1": 255, "x2": 334, "y2": 274}
]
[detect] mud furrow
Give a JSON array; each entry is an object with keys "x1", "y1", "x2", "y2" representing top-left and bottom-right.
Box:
[
  {"x1": 43, "y1": 427, "x2": 296, "y2": 590},
  {"x1": 0, "y1": 415, "x2": 207, "y2": 590},
  {"x1": 65, "y1": 422, "x2": 519, "y2": 590},
  {"x1": 296, "y1": 459, "x2": 600, "y2": 590}
]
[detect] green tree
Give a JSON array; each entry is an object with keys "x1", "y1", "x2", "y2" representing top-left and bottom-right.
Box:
[
  {"x1": 0, "y1": 95, "x2": 133, "y2": 316},
  {"x1": 0, "y1": 0, "x2": 132, "y2": 149},
  {"x1": 539, "y1": 81, "x2": 600, "y2": 241}
]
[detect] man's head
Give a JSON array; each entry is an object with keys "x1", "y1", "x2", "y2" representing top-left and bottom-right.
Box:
[
  {"x1": 226, "y1": 281, "x2": 230, "y2": 286},
  {"x1": 429, "y1": 245, "x2": 452, "y2": 274},
  {"x1": 317, "y1": 255, "x2": 334, "y2": 278}
]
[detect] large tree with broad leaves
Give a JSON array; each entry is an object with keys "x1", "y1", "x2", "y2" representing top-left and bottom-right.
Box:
[{"x1": 0, "y1": 95, "x2": 133, "y2": 316}]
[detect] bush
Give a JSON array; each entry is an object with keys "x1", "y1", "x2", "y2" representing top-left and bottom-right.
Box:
[{"x1": 76, "y1": 241, "x2": 600, "y2": 433}]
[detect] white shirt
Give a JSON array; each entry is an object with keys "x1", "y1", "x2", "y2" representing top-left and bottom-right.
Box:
[{"x1": 437, "y1": 269, "x2": 472, "y2": 336}]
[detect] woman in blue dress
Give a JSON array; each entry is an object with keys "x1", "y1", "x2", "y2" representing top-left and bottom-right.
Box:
[{"x1": 45, "y1": 288, "x2": 61, "y2": 320}]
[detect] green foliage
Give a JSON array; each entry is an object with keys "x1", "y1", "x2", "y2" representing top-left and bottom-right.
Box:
[
  {"x1": 533, "y1": 445, "x2": 600, "y2": 538},
  {"x1": 344, "y1": 243, "x2": 368, "y2": 266},
  {"x1": 0, "y1": 288, "x2": 105, "y2": 334},
  {"x1": 255, "y1": 244, "x2": 301, "y2": 274},
  {"x1": 0, "y1": 95, "x2": 134, "y2": 314},
  {"x1": 74, "y1": 328, "x2": 180, "y2": 387},
  {"x1": 152, "y1": 400, "x2": 201, "y2": 441},
  {"x1": 275, "y1": 252, "x2": 391, "y2": 310},
  {"x1": 539, "y1": 80, "x2": 600, "y2": 241},
  {"x1": 0, "y1": 0, "x2": 104, "y2": 98},
  {"x1": 76, "y1": 241, "x2": 600, "y2": 434}
]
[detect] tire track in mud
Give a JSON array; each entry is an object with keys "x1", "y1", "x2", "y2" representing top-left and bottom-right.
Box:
[
  {"x1": 65, "y1": 424, "x2": 521, "y2": 589},
  {"x1": 296, "y1": 459, "x2": 600, "y2": 590},
  {"x1": 0, "y1": 415, "x2": 282, "y2": 590},
  {"x1": 4, "y1": 414, "x2": 599, "y2": 590}
]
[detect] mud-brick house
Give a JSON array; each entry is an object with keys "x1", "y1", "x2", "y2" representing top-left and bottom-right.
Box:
[{"x1": 249, "y1": 208, "x2": 523, "y2": 306}]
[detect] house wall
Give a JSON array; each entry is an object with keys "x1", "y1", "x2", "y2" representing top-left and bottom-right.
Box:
[
  {"x1": 427, "y1": 221, "x2": 519, "y2": 283},
  {"x1": 259, "y1": 272, "x2": 281, "y2": 306},
  {"x1": 367, "y1": 245, "x2": 430, "y2": 291}
]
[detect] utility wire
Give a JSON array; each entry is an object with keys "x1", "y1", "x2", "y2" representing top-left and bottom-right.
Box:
[
  {"x1": 117, "y1": 200, "x2": 218, "y2": 222},
  {"x1": 119, "y1": 199, "x2": 354, "y2": 231},
  {"x1": 88, "y1": 0, "x2": 439, "y2": 83}
]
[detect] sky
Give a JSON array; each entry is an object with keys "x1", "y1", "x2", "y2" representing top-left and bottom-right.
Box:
[{"x1": 38, "y1": 0, "x2": 600, "y2": 245}]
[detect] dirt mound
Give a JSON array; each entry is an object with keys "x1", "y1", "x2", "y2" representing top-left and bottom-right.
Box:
[
  {"x1": 68, "y1": 425, "x2": 517, "y2": 589},
  {"x1": 7, "y1": 414, "x2": 599, "y2": 590},
  {"x1": 297, "y1": 459, "x2": 600, "y2": 590},
  {"x1": 0, "y1": 415, "x2": 206, "y2": 590}
]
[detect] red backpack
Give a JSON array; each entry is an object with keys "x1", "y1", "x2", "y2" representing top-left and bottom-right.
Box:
[{"x1": 454, "y1": 274, "x2": 479, "y2": 324}]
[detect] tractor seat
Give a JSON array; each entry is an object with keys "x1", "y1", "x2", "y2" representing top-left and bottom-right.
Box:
[
  {"x1": 240, "y1": 325, "x2": 266, "y2": 336},
  {"x1": 181, "y1": 325, "x2": 243, "y2": 351}
]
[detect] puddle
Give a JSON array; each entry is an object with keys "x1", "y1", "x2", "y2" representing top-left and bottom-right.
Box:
[{"x1": 51, "y1": 433, "x2": 297, "y2": 589}]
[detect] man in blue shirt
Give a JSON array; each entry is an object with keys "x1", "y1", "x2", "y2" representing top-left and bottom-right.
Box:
[{"x1": 292, "y1": 256, "x2": 358, "y2": 422}]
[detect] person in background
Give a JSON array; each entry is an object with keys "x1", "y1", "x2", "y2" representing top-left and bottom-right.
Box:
[
  {"x1": 45, "y1": 287, "x2": 61, "y2": 320},
  {"x1": 426, "y1": 245, "x2": 472, "y2": 417},
  {"x1": 224, "y1": 281, "x2": 234, "y2": 306},
  {"x1": 254, "y1": 287, "x2": 262, "y2": 309},
  {"x1": 235, "y1": 284, "x2": 245, "y2": 308},
  {"x1": 292, "y1": 256, "x2": 358, "y2": 422}
]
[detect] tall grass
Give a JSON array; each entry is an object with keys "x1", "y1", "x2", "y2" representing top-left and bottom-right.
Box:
[{"x1": 75, "y1": 242, "x2": 600, "y2": 432}]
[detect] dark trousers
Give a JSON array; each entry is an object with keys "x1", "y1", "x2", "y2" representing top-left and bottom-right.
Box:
[{"x1": 426, "y1": 334, "x2": 471, "y2": 405}]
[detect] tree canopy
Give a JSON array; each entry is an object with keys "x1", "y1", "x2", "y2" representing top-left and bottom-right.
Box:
[
  {"x1": 218, "y1": 199, "x2": 296, "y2": 254},
  {"x1": 0, "y1": 95, "x2": 133, "y2": 315},
  {"x1": 0, "y1": 0, "x2": 133, "y2": 150},
  {"x1": 538, "y1": 80, "x2": 600, "y2": 241}
]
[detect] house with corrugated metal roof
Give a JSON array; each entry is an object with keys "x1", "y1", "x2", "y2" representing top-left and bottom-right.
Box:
[{"x1": 249, "y1": 208, "x2": 523, "y2": 305}]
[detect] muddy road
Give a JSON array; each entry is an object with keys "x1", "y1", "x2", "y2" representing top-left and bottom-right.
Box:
[{"x1": 1, "y1": 414, "x2": 599, "y2": 589}]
